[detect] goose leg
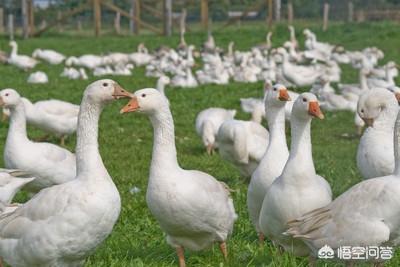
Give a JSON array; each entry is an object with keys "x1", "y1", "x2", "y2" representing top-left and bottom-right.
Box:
[
  {"x1": 258, "y1": 232, "x2": 265, "y2": 244},
  {"x1": 219, "y1": 242, "x2": 228, "y2": 260},
  {"x1": 206, "y1": 145, "x2": 214, "y2": 155},
  {"x1": 345, "y1": 262, "x2": 354, "y2": 267},
  {"x1": 372, "y1": 263, "x2": 384, "y2": 267},
  {"x1": 0, "y1": 257, "x2": 3, "y2": 267},
  {"x1": 176, "y1": 246, "x2": 186, "y2": 267},
  {"x1": 60, "y1": 136, "x2": 65, "y2": 146}
]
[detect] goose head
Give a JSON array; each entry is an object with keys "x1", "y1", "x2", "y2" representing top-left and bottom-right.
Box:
[
  {"x1": 84, "y1": 79, "x2": 131, "y2": 104},
  {"x1": 357, "y1": 88, "x2": 398, "y2": 127},
  {"x1": 120, "y1": 88, "x2": 167, "y2": 115},
  {"x1": 0, "y1": 89, "x2": 21, "y2": 109},
  {"x1": 292, "y1": 93, "x2": 324, "y2": 120},
  {"x1": 266, "y1": 84, "x2": 291, "y2": 106},
  {"x1": 9, "y1": 41, "x2": 17, "y2": 49}
]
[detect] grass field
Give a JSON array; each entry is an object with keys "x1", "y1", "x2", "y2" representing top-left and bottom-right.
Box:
[{"x1": 1, "y1": 21, "x2": 400, "y2": 266}]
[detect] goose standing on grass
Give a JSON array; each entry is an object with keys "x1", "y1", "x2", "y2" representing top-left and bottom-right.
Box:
[
  {"x1": 259, "y1": 93, "x2": 332, "y2": 259},
  {"x1": 216, "y1": 118, "x2": 269, "y2": 178},
  {"x1": 195, "y1": 108, "x2": 237, "y2": 155},
  {"x1": 247, "y1": 84, "x2": 290, "y2": 243},
  {"x1": 120, "y1": 89, "x2": 237, "y2": 267},
  {"x1": 357, "y1": 89, "x2": 398, "y2": 179},
  {"x1": 0, "y1": 89, "x2": 77, "y2": 191},
  {"x1": 8, "y1": 41, "x2": 38, "y2": 70},
  {"x1": 0, "y1": 79, "x2": 131, "y2": 267},
  {"x1": 32, "y1": 48, "x2": 65, "y2": 65},
  {"x1": 3, "y1": 97, "x2": 80, "y2": 145},
  {"x1": 285, "y1": 109, "x2": 400, "y2": 266}
]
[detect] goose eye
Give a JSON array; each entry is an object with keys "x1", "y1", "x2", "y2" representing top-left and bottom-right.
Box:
[
  {"x1": 273, "y1": 88, "x2": 277, "y2": 91},
  {"x1": 361, "y1": 109, "x2": 364, "y2": 113},
  {"x1": 302, "y1": 98, "x2": 307, "y2": 102},
  {"x1": 5, "y1": 93, "x2": 9, "y2": 97},
  {"x1": 142, "y1": 94, "x2": 146, "y2": 98},
  {"x1": 102, "y1": 83, "x2": 108, "y2": 87}
]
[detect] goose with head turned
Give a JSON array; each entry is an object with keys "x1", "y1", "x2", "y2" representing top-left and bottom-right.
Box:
[
  {"x1": 247, "y1": 84, "x2": 290, "y2": 243},
  {"x1": 61, "y1": 67, "x2": 88, "y2": 80},
  {"x1": 120, "y1": 88, "x2": 237, "y2": 267},
  {"x1": 357, "y1": 88, "x2": 398, "y2": 179},
  {"x1": 259, "y1": 93, "x2": 332, "y2": 259},
  {"x1": 27, "y1": 71, "x2": 49, "y2": 84},
  {"x1": 216, "y1": 116, "x2": 269, "y2": 178},
  {"x1": 285, "y1": 104, "x2": 400, "y2": 265},
  {"x1": 277, "y1": 47, "x2": 323, "y2": 87},
  {"x1": 32, "y1": 48, "x2": 65, "y2": 65},
  {"x1": 8, "y1": 41, "x2": 38, "y2": 70},
  {"x1": 0, "y1": 89, "x2": 77, "y2": 192},
  {"x1": 195, "y1": 107, "x2": 237, "y2": 155},
  {"x1": 0, "y1": 169, "x2": 35, "y2": 205},
  {"x1": 0, "y1": 79, "x2": 131, "y2": 267}
]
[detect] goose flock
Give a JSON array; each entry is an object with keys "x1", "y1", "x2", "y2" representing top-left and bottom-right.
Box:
[{"x1": 0, "y1": 25, "x2": 400, "y2": 267}]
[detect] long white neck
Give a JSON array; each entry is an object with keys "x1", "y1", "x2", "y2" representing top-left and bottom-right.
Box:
[
  {"x1": 7, "y1": 101, "x2": 29, "y2": 143},
  {"x1": 266, "y1": 104, "x2": 288, "y2": 153},
  {"x1": 149, "y1": 104, "x2": 179, "y2": 177},
  {"x1": 10, "y1": 44, "x2": 17, "y2": 57},
  {"x1": 360, "y1": 70, "x2": 369, "y2": 91},
  {"x1": 75, "y1": 96, "x2": 108, "y2": 177},
  {"x1": 282, "y1": 116, "x2": 315, "y2": 180},
  {"x1": 157, "y1": 80, "x2": 166, "y2": 95}
]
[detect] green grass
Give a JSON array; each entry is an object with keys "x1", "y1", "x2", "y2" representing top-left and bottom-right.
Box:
[{"x1": 1, "y1": 21, "x2": 400, "y2": 266}]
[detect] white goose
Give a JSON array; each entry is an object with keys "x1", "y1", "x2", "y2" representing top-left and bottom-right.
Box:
[
  {"x1": 247, "y1": 84, "x2": 290, "y2": 242},
  {"x1": 65, "y1": 54, "x2": 105, "y2": 69},
  {"x1": 61, "y1": 67, "x2": 88, "y2": 80},
  {"x1": 120, "y1": 88, "x2": 237, "y2": 267},
  {"x1": 195, "y1": 108, "x2": 237, "y2": 154},
  {"x1": 32, "y1": 48, "x2": 65, "y2": 65},
  {"x1": 3, "y1": 97, "x2": 80, "y2": 145},
  {"x1": 216, "y1": 118, "x2": 269, "y2": 178},
  {"x1": 0, "y1": 79, "x2": 130, "y2": 267},
  {"x1": 1, "y1": 89, "x2": 76, "y2": 191},
  {"x1": 27, "y1": 71, "x2": 49, "y2": 84},
  {"x1": 259, "y1": 93, "x2": 332, "y2": 258},
  {"x1": 285, "y1": 108, "x2": 400, "y2": 265},
  {"x1": 278, "y1": 48, "x2": 323, "y2": 87},
  {"x1": 357, "y1": 88, "x2": 398, "y2": 179},
  {"x1": 8, "y1": 41, "x2": 38, "y2": 70}
]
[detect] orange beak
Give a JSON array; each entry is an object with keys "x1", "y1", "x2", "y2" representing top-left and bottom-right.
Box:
[
  {"x1": 278, "y1": 89, "x2": 291, "y2": 101},
  {"x1": 112, "y1": 83, "x2": 132, "y2": 99},
  {"x1": 363, "y1": 118, "x2": 374, "y2": 127},
  {"x1": 120, "y1": 97, "x2": 140, "y2": 114},
  {"x1": 308, "y1": 101, "x2": 324, "y2": 119},
  {"x1": 395, "y1": 93, "x2": 400, "y2": 104}
]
